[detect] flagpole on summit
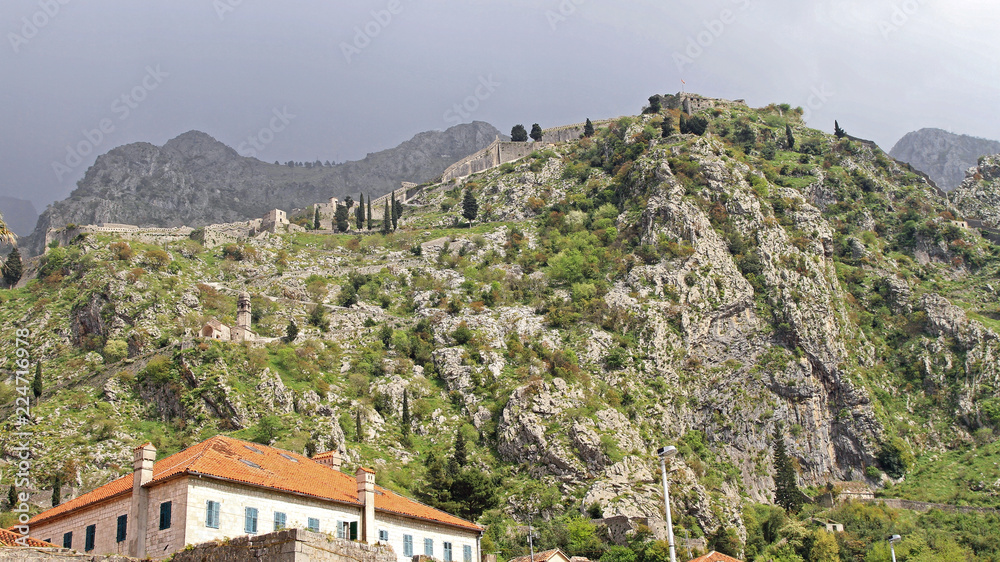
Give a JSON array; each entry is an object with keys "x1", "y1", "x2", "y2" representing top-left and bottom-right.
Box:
[{"x1": 681, "y1": 79, "x2": 686, "y2": 94}]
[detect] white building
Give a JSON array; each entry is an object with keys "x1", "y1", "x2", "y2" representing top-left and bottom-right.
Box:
[{"x1": 27, "y1": 436, "x2": 483, "y2": 561}]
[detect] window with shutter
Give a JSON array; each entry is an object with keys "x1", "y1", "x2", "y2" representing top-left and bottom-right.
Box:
[
  {"x1": 245, "y1": 507, "x2": 258, "y2": 534},
  {"x1": 159, "y1": 501, "x2": 172, "y2": 530},
  {"x1": 116, "y1": 515, "x2": 127, "y2": 543},
  {"x1": 85, "y1": 525, "x2": 96, "y2": 552},
  {"x1": 274, "y1": 512, "x2": 287, "y2": 531},
  {"x1": 404, "y1": 535, "x2": 413, "y2": 557}
]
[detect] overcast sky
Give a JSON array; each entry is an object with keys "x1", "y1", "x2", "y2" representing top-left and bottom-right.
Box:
[{"x1": 2, "y1": 0, "x2": 998, "y2": 214}]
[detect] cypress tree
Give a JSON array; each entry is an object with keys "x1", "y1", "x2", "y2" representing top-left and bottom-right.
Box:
[
  {"x1": 773, "y1": 425, "x2": 802, "y2": 513},
  {"x1": 51, "y1": 475, "x2": 61, "y2": 507},
  {"x1": 401, "y1": 390, "x2": 411, "y2": 437},
  {"x1": 32, "y1": 362, "x2": 42, "y2": 399},
  {"x1": 335, "y1": 204, "x2": 349, "y2": 232},
  {"x1": 367, "y1": 198, "x2": 372, "y2": 230},
  {"x1": 391, "y1": 192, "x2": 398, "y2": 231},
  {"x1": 583, "y1": 118, "x2": 595, "y2": 137},
  {"x1": 356, "y1": 194, "x2": 365, "y2": 229},
  {"x1": 7, "y1": 484, "x2": 15, "y2": 508},
  {"x1": 511, "y1": 124, "x2": 528, "y2": 142},
  {"x1": 313, "y1": 206, "x2": 321, "y2": 230},
  {"x1": 462, "y1": 189, "x2": 479, "y2": 226},
  {"x1": 305, "y1": 441, "x2": 317, "y2": 458},
  {"x1": 382, "y1": 200, "x2": 391, "y2": 234},
  {"x1": 284, "y1": 320, "x2": 298, "y2": 343},
  {"x1": 3, "y1": 246, "x2": 23, "y2": 288},
  {"x1": 355, "y1": 410, "x2": 363, "y2": 442},
  {"x1": 453, "y1": 429, "x2": 467, "y2": 467},
  {"x1": 785, "y1": 124, "x2": 796, "y2": 150},
  {"x1": 834, "y1": 120, "x2": 846, "y2": 139}
]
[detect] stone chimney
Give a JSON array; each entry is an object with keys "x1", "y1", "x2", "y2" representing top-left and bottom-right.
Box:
[
  {"x1": 314, "y1": 450, "x2": 343, "y2": 470},
  {"x1": 356, "y1": 467, "x2": 376, "y2": 543},
  {"x1": 129, "y1": 443, "x2": 156, "y2": 558}
]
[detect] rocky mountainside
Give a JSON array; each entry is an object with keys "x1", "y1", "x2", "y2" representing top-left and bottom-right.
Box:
[
  {"x1": 951, "y1": 155, "x2": 1000, "y2": 228},
  {"x1": 5, "y1": 98, "x2": 1000, "y2": 560},
  {"x1": 0, "y1": 195, "x2": 38, "y2": 236},
  {"x1": 889, "y1": 128, "x2": 1000, "y2": 191},
  {"x1": 20, "y1": 122, "x2": 501, "y2": 256}
]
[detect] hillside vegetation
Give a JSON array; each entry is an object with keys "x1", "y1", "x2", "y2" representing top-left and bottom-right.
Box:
[{"x1": 4, "y1": 94, "x2": 1000, "y2": 561}]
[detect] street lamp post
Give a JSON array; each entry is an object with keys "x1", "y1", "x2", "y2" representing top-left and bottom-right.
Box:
[
  {"x1": 888, "y1": 534, "x2": 901, "y2": 562},
  {"x1": 658, "y1": 446, "x2": 678, "y2": 562}
]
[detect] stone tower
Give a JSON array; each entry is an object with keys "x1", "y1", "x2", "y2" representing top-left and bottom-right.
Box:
[{"x1": 237, "y1": 291, "x2": 251, "y2": 331}]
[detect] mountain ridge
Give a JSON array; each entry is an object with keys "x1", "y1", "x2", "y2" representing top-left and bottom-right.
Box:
[{"x1": 20, "y1": 122, "x2": 501, "y2": 256}]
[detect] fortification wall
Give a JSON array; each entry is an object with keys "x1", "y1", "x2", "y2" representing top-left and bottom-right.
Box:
[
  {"x1": 44, "y1": 224, "x2": 194, "y2": 250},
  {"x1": 171, "y1": 529, "x2": 397, "y2": 562}
]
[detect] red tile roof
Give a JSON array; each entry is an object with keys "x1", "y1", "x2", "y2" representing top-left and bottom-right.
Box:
[
  {"x1": 687, "y1": 552, "x2": 743, "y2": 562},
  {"x1": 509, "y1": 548, "x2": 568, "y2": 562},
  {"x1": 0, "y1": 528, "x2": 58, "y2": 547},
  {"x1": 29, "y1": 435, "x2": 482, "y2": 532}
]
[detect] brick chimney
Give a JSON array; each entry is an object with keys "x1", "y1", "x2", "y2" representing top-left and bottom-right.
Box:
[
  {"x1": 356, "y1": 467, "x2": 375, "y2": 543},
  {"x1": 129, "y1": 443, "x2": 156, "y2": 558},
  {"x1": 315, "y1": 449, "x2": 343, "y2": 470}
]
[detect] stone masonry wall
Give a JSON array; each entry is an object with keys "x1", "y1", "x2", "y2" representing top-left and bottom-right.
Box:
[{"x1": 171, "y1": 529, "x2": 398, "y2": 562}]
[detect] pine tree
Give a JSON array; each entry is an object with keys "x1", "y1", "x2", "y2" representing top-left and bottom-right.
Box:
[
  {"x1": 355, "y1": 410, "x2": 363, "y2": 442},
  {"x1": 382, "y1": 200, "x2": 391, "y2": 234},
  {"x1": 530, "y1": 123, "x2": 543, "y2": 142},
  {"x1": 32, "y1": 362, "x2": 42, "y2": 399},
  {"x1": 7, "y1": 484, "x2": 15, "y2": 508},
  {"x1": 511, "y1": 124, "x2": 528, "y2": 142},
  {"x1": 646, "y1": 94, "x2": 662, "y2": 114},
  {"x1": 661, "y1": 116, "x2": 675, "y2": 138},
  {"x1": 51, "y1": 476, "x2": 61, "y2": 507},
  {"x1": 584, "y1": 118, "x2": 595, "y2": 137},
  {"x1": 785, "y1": 124, "x2": 796, "y2": 150},
  {"x1": 462, "y1": 189, "x2": 478, "y2": 226},
  {"x1": 834, "y1": 120, "x2": 846, "y2": 139},
  {"x1": 390, "y1": 192, "x2": 398, "y2": 231},
  {"x1": 3, "y1": 246, "x2": 23, "y2": 288},
  {"x1": 772, "y1": 425, "x2": 802, "y2": 513},
  {"x1": 367, "y1": 198, "x2": 373, "y2": 229},
  {"x1": 335, "y1": 204, "x2": 349, "y2": 232},
  {"x1": 313, "y1": 206, "x2": 321, "y2": 230},
  {"x1": 401, "y1": 390, "x2": 411, "y2": 437}
]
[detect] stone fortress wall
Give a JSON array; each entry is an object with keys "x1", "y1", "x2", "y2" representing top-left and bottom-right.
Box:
[{"x1": 440, "y1": 119, "x2": 618, "y2": 182}]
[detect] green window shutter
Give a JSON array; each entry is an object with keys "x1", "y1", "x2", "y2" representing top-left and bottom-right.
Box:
[{"x1": 349, "y1": 521, "x2": 358, "y2": 540}]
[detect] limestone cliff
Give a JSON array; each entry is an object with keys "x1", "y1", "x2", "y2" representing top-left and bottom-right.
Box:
[{"x1": 890, "y1": 128, "x2": 1000, "y2": 191}]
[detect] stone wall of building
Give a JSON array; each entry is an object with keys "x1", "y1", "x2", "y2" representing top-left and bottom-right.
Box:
[
  {"x1": 28, "y1": 492, "x2": 133, "y2": 556},
  {"x1": 44, "y1": 225, "x2": 194, "y2": 251},
  {"x1": 171, "y1": 529, "x2": 398, "y2": 562}
]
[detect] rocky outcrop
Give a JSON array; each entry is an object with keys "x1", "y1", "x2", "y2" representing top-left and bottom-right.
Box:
[
  {"x1": 951, "y1": 154, "x2": 1000, "y2": 228},
  {"x1": 890, "y1": 128, "x2": 1000, "y2": 191}
]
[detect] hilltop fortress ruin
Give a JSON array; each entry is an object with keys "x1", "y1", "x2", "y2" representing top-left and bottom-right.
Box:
[{"x1": 41, "y1": 94, "x2": 733, "y2": 251}]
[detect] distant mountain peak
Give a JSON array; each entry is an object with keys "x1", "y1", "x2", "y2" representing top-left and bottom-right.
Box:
[{"x1": 890, "y1": 128, "x2": 1000, "y2": 191}]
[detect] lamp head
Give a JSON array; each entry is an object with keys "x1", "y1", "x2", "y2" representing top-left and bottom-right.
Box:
[
  {"x1": 657, "y1": 445, "x2": 677, "y2": 458},
  {"x1": 889, "y1": 535, "x2": 901, "y2": 543}
]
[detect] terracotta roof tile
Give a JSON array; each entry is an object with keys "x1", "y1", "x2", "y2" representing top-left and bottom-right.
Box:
[
  {"x1": 0, "y1": 528, "x2": 58, "y2": 547},
  {"x1": 29, "y1": 435, "x2": 482, "y2": 532},
  {"x1": 509, "y1": 548, "x2": 565, "y2": 562},
  {"x1": 687, "y1": 551, "x2": 744, "y2": 562}
]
